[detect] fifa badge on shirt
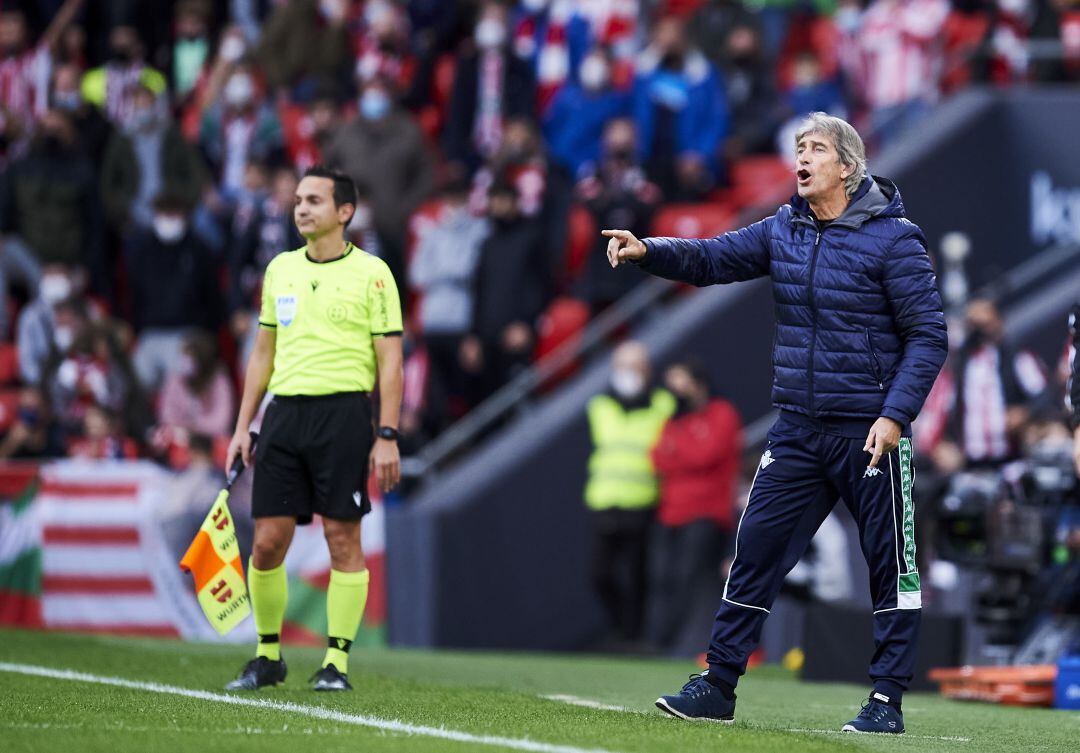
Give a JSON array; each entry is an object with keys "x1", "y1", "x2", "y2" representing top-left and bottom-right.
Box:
[{"x1": 276, "y1": 295, "x2": 297, "y2": 327}]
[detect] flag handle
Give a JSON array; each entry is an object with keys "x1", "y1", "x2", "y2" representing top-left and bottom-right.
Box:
[{"x1": 225, "y1": 432, "x2": 259, "y2": 491}]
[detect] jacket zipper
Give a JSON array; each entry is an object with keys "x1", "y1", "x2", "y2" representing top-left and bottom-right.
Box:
[
  {"x1": 864, "y1": 328, "x2": 884, "y2": 390},
  {"x1": 807, "y1": 230, "x2": 823, "y2": 415}
]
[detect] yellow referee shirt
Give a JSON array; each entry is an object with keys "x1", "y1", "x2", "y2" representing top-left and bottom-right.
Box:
[{"x1": 259, "y1": 244, "x2": 402, "y2": 395}]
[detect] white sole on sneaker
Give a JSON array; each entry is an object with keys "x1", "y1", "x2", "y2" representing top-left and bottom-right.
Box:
[
  {"x1": 654, "y1": 698, "x2": 734, "y2": 724},
  {"x1": 840, "y1": 724, "x2": 904, "y2": 734}
]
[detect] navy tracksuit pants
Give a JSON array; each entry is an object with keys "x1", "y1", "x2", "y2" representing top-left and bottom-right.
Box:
[{"x1": 707, "y1": 411, "x2": 921, "y2": 701}]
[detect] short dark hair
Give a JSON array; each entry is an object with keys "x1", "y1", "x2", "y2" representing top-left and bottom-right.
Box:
[{"x1": 302, "y1": 165, "x2": 357, "y2": 210}]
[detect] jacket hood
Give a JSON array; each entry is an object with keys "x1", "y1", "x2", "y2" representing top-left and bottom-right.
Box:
[{"x1": 791, "y1": 175, "x2": 906, "y2": 229}]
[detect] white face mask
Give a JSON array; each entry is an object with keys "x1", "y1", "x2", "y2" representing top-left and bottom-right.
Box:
[
  {"x1": 475, "y1": 18, "x2": 507, "y2": 50},
  {"x1": 54, "y1": 325, "x2": 75, "y2": 352},
  {"x1": 223, "y1": 74, "x2": 254, "y2": 107},
  {"x1": 579, "y1": 55, "x2": 610, "y2": 91},
  {"x1": 997, "y1": 0, "x2": 1027, "y2": 14},
  {"x1": 611, "y1": 369, "x2": 645, "y2": 400},
  {"x1": 219, "y1": 35, "x2": 246, "y2": 63},
  {"x1": 40, "y1": 274, "x2": 72, "y2": 305},
  {"x1": 153, "y1": 215, "x2": 188, "y2": 243}
]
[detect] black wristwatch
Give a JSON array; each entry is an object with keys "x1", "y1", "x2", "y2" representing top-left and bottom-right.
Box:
[{"x1": 376, "y1": 426, "x2": 399, "y2": 441}]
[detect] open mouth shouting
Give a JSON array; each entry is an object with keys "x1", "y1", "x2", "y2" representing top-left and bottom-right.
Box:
[{"x1": 797, "y1": 168, "x2": 812, "y2": 186}]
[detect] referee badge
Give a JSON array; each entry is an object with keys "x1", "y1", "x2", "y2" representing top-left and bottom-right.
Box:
[{"x1": 276, "y1": 295, "x2": 297, "y2": 327}]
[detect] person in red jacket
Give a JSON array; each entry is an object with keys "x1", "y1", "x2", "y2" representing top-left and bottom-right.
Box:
[{"x1": 647, "y1": 358, "x2": 743, "y2": 650}]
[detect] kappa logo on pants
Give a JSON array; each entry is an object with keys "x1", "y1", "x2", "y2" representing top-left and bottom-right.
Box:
[
  {"x1": 352, "y1": 490, "x2": 363, "y2": 507},
  {"x1": 759, "y1": 450, "x2": 775, "y2": 470},
  {"x1": 863, "y1": 466, "x2": 883, "y2": 478}
]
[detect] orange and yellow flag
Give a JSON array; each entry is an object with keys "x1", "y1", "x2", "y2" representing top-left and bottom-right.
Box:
[{"x1": 179, "y1": 490, "x2": 250, "y2": 635}]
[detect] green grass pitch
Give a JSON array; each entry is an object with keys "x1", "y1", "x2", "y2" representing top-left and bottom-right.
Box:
[{"x1": 0, "y1": 627, "x2": 1075, "y2": 753}]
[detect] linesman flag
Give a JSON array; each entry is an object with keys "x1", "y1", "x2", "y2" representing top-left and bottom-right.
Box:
[{"x1": 179, "y1": 437, "x2": 255, "y2": 635}]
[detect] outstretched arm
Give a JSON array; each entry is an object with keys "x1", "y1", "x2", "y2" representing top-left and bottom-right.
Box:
[
  {"x1": 40, "y1": 0, "x2": 85, "y2": 50},
  {"x1": 603, "y1": 216, "x2": 772, "y2": 287}
]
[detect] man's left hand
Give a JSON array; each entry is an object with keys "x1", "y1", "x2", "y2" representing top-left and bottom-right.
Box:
[
  {"x1": 864, "y1": 417, "x2": 903, "y2": 469},
  {"x1": 370, "y1": 438, "x2": 400, "y2": 493}
]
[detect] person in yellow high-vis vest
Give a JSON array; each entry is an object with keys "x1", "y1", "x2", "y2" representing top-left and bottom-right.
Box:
[{"x1": 586, "y1": 341, "x2": 676, "y2": 643}]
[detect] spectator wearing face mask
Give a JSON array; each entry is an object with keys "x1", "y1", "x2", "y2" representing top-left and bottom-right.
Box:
[
  {"x1": 543, "y1": 46, "x2": 632, "y2": 179},
  {"x1": 156, "y1": 331, "x2": 235, "y2": 444},
  {"x1": 81, "y1": 24, "x2": 167, "y2": 125},
  {"x1": 16, "y1": 264, "x2": 87, "y2": 385},
  {"x1": 443, "y1": 1, "x2": 536, "y2": 173},
  {"x1": 689, "y1": 0, "x2": 761, "y2": 71},
  {"x1": 178, "y1": 24, "x2": 250, "y2": 140},
  {"x1": 170, "y1": 1, "x2": 213, "y2": 100},
  {"x1": 324, "y1": 76, "x2": 434, "y2": 287},
  {"x1": 634, "y1": 15, "x2": 729, "y2": 201},
  {"x1": 647, "y1": 359, "x2": 742, "y2": 650},
  {"x1": 124, "y1": 194, "x2": 223, "y2": 392},
  {"x1": 352, "y1": 0, "x2": 417, "y2": 95},
  {"x1": 932, "y1": 297, "x2": 1050, "y2": 471},
  {"x1": 409, "y1": 177, "x2": 490, "y2": 433},
  {"x1": 575, "y1": 118, "x2": 661, "y2": 311},
  {"x1": 0, "y1": 386, "x2": 65, "y2": 459},
  {"x1": 775, "y1": 52, "x2": 847, "y2": 153},
  {"x1": 49, "y1": 62, "x2": 112, "y2": 167},
  {"x1": 585, "y1": 340, "x2": 676, "y2": 644},
  {"x1": 0, "y1": 0, "x2": 83, "y2": 130},
  {"x1": 199, "y1": 63, "x2": 285, "y2": 198},
  {"x1": 464, "y1": 181, "x2": 551, "y2": 393},
  {"x1": 0, "y1": 107, "x2": 104, "y2": 316},
  {"x1": 720, "y1": 23, "x2": 780, "y2": 160},
  {"x1": 44, "y1": 315, "x2": 138, "y2": 439},
  {"x1": 101, "y1": 82, "x2": 207, "y2": 231}
]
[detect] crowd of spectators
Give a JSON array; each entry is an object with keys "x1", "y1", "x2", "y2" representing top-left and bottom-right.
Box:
[{"x1": 0, "y1": 0, "x2": 1077, "y2": 466}]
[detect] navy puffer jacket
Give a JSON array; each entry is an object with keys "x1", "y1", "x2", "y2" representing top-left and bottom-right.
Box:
[{"x1": 639, "y1": 176, "x2": 948, "y2": 427}]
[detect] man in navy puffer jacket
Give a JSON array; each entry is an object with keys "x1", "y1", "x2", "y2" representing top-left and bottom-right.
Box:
[{"x1": 604, "y1": 113, "x2": 947, "y2": 733}]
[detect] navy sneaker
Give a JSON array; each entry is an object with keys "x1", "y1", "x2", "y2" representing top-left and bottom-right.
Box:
[
  {"x1": 655, "y1": 673, "x2": 736, "y2": 723},
  {"x1": 841, "y1": 693, "x2": 905, "y2": 734}
]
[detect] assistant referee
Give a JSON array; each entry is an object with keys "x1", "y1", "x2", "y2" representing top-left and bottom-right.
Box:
[{"x1": 224, "y1": 166, "x2": 403, "y2": 692}]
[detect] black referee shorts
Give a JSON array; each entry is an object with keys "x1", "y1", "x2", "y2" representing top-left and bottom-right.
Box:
[{"x1": 252, "y1": 392, "x2": 373, "y2": 525}]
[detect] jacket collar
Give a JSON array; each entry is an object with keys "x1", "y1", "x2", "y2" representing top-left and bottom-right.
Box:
[{"x1": 791, "y1": 175, "x2": 900, "y2": 230}]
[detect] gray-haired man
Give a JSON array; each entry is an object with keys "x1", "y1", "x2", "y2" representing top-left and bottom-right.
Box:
[{"x1": 604, "y1": 113, "x2": 948, "y2": 733}]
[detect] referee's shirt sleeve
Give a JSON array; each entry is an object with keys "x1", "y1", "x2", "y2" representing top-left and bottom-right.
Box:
[
  {"x1": 259, "y1": 263, "x2": 276, "y2": 328},
  {"x1": 369, "y1": 260, "x2": 403, "y2": 337}
]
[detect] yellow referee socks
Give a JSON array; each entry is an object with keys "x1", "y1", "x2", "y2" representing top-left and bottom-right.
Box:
[
  {"x1": 249, "y1": 560, "x2": 288, "y2": 661},
  {"x1": 323, "y1": 568, "x2": 369, "y2": 674}
]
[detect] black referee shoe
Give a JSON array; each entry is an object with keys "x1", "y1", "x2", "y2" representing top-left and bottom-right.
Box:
[
  {"x1": 225, "y1": 656, "x2": 287, "y2": 691},
  {"x1": 311, "y1": 664, "x2": 352, "y2": 691}
]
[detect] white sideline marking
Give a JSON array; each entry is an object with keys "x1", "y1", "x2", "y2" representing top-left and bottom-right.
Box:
[
  {"x1": 0, "y1": 662, "x2": 622, "y2": 753},
  {"x1": 784, "y1": 727, "x2": 970, "y2": 743},
  {"x1": 541, "y1": 695, "x2": 639, "y2": 714}
]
